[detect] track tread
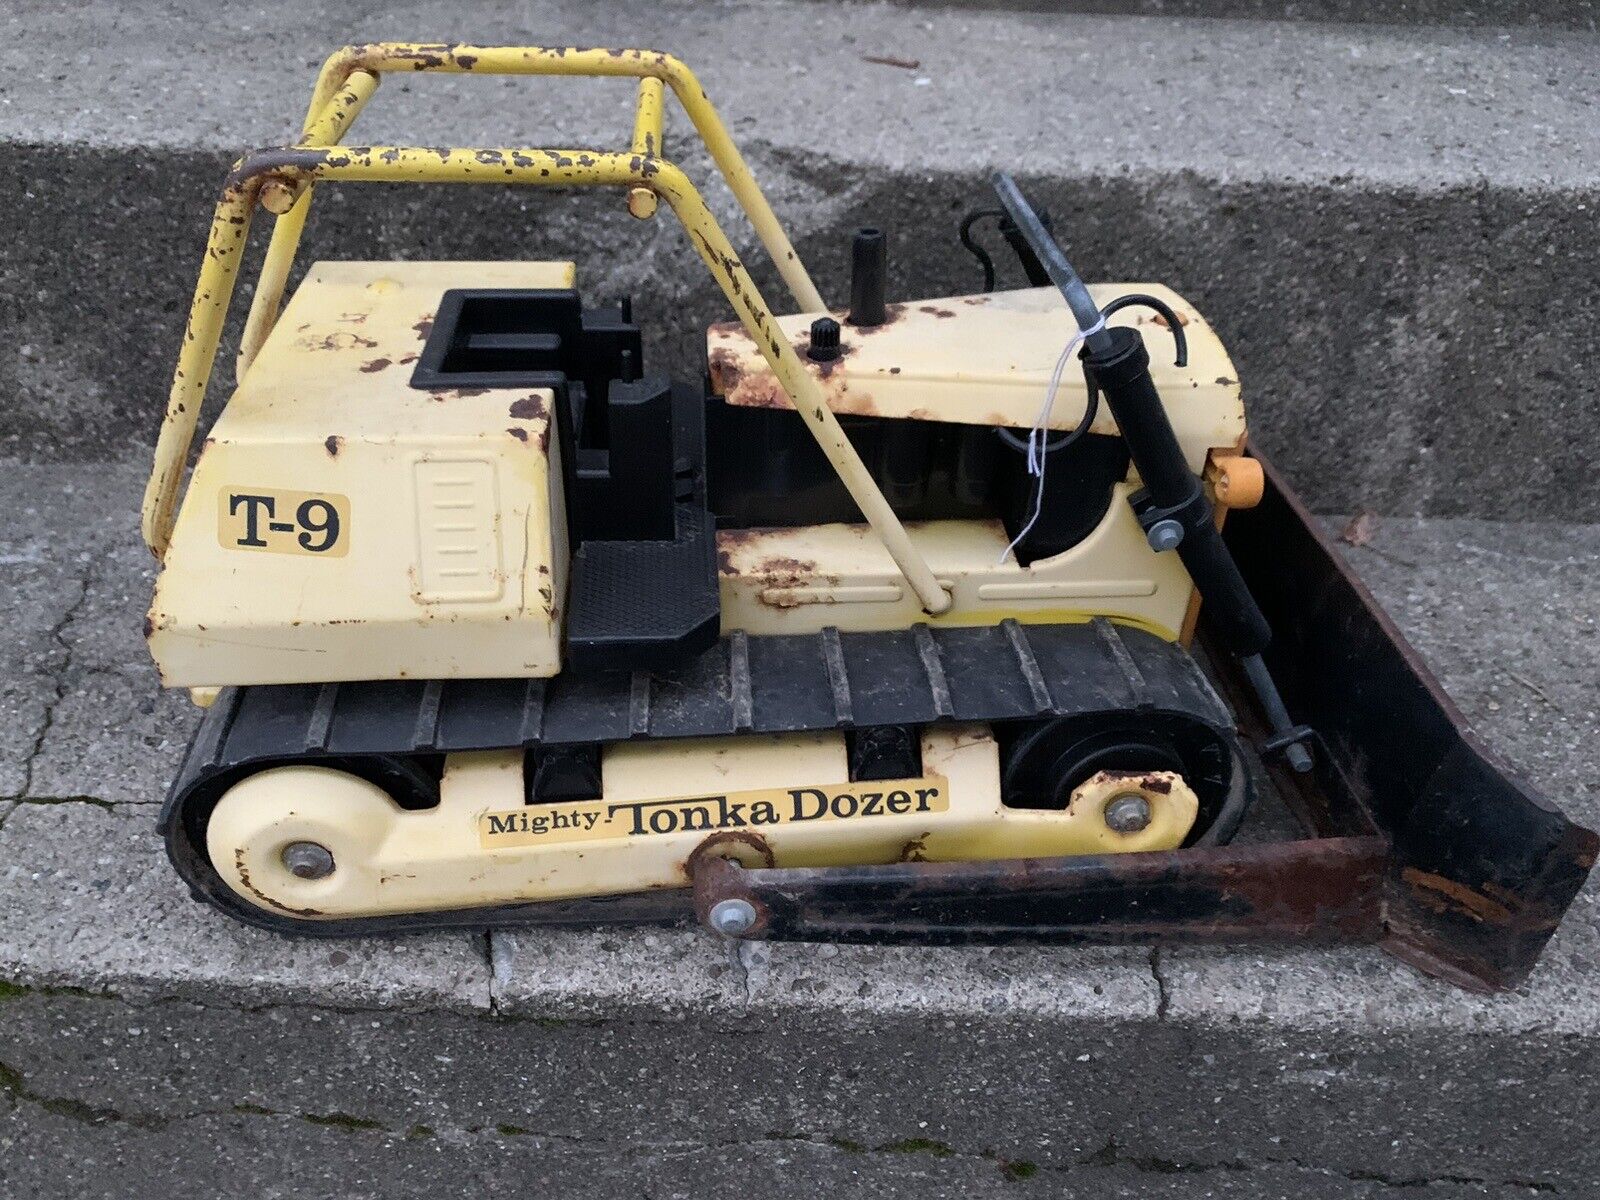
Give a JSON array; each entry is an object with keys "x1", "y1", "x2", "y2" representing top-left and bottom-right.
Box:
[{"x1": 160, "y1": 620, "x2": 1244, "y2": 935}]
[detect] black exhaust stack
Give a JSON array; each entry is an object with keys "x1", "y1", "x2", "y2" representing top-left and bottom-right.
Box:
[{"x1": 848, "y1": 227, "x2": 888, "y2": 327}]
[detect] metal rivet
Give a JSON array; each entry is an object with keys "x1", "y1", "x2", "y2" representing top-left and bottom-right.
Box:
[
  {"x1": 281, "y1": 841, "x2": 335, "y2": 880},
  {"x1": 258, "y1": 176, "x2": 299, "y2": 216},
  {"x1": 708, "y1": 898, "x2": 758, "y2": 937},
  {"x1": 1146, "y1": 519, "x2": 1184, "y2": 553},
  {"x1": 1103, "y1": 793, "x2": 1153, "y2": 834}
]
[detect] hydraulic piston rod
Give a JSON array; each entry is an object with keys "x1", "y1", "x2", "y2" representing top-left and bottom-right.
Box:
[{"x1": 991, "y1": 173, "x2": 1311, "y2": 773}]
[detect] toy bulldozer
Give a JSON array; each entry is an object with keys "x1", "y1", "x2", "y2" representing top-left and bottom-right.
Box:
[{"x1": 142, "y1": 45, "x2": 1595, "y2": 992}]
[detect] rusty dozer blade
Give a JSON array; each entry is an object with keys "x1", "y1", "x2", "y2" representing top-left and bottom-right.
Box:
[{"x1": 692, "y1": 453, "x2": 1598, "y2": 994}]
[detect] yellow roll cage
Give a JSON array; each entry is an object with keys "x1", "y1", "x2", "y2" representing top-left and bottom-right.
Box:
[{"x1": 141, "y1": 44, "x2": 951, "y2": 614}]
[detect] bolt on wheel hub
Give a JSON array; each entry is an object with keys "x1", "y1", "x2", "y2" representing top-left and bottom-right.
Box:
[
  {"x1": 1068, "y1": 769, "x2": 1196, "y2": 837},
  {"x1": 1103, "y1": 793, "x2": 1153, "y2": 833},
  {"x1": 281, "y1": 841, "x2": 336, "y2": 880}
]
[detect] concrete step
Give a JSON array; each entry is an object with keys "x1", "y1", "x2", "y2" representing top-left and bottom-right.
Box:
[
  {"x1": 797, "y1": 0, "x2": 1599, "y2": 31},
  {"x1": 1, "y1": 1, "x2": 1597, "y2": 519},
  {"x1": 0, "y1": 460, "x2": 1596, "y2": 1195}
]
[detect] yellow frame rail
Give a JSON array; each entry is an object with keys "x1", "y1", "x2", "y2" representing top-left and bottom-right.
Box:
[{"x1": 141, "y1": 44, "x2": 951, "y2": 615}]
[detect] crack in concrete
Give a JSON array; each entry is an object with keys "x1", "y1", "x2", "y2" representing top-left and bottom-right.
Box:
[
  {"x1": 8, "y1": 794, "x2": 118, "y2": 811},
  {"x1": 482, "y1": 930, "x2": 505, "y2": 1015},
  {"x1": 1, "y1": 971, "x2": 797, "y2": 1027},
  {"x1": 1080, "y1": 1136, "x2": 1562, "y2": 1192},
  {"x1": 0, "y1": 1061, "x2": 1570, "y2": 1192},
  {"x1": 1342, "y1": 1165, "x2": 1560, "y2": 1192},
  {"x1": 0, "y1": 1055, "x2": 173, "y2": 1131},
  {"x1": 13, "y1": 556, "x2": 94, "y2": 804},
  {"x1": 729, "y1": 939, "x2": 772, "y2": 1006},
  {"x1": 1148, "y1": 945, "x2": 1170, "y2": 1021},
  {"x1": 726, "y1": 938, "x2": 750, "y2": 1002},
  {"x1": 0, "y1": 975, "x2": 497, "y2": 1023},
  {"x1": 0, "y1": 794, "x2": 174, "y2": 841}
]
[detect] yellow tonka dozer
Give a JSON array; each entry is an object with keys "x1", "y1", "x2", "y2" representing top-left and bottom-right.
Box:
[{"x1": 144, "y1": 45, "x2": 1594, "y2": 991}]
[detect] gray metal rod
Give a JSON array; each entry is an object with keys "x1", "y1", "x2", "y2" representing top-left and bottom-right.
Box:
[
  {"x1": 989, "y1": 172, "x2": 1115, "y2": 355},
  {"x1": 1241, "y1": 653, "x2": 1314, "y2": 773}
]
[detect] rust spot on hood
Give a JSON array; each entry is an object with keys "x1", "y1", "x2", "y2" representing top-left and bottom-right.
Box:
[
  {"x1": 717, "y1": 358, "x2": 790, "y2": 410},
  {"x1": 716, "y1": 534, "x2": 826, "y2": 589},
  {"x1": 508, "y1": 394, "x2": 548, "y2": 421},
  {"x1": 1080, "y1": 769, "x2": 1181, "y2": 798},
  {"x1": 324, "y1": 435, "x2": 343, "y2": 457},
  {"x1": 847, "y1": 301, "x2": 906, "y2": 329},
  {"x1": 295, "y1": 331, "x2": 378, "y2": 352},
  {"x1": 751, "y1": 554, "x2": 840, "y2": 607},
  {"x1": 708, "y1": 347, "x2": 744, "y2": 397},
  {"x1": 359, "y1": 357, "x2": 391, "y2": 373},
  {"x1": 756, "y1": 555, "x2": 816, "y2": 583},
  {"x1": 714, "y1": 527, "x2": 786, "y2": 565},
  {"x1": 709, "y1": 345, "x2": 876, "y2": 416},
  {"x1": 1098, "y1": 770, "x2": 1173, "y2": 795}
]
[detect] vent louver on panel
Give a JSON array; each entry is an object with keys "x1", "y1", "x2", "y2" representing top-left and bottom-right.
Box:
[{"x1": 412, "y1": 459, "x2": 503, "y2": 603}]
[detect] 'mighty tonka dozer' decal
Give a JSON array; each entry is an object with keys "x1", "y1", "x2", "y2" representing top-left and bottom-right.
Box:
[{"x1": 479, "y1": 777, "x2": 951, "y2": 849}]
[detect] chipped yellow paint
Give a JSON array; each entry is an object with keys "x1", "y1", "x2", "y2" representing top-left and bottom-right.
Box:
[
  {"x1": 203, "y1": 726, "x2": 1197, "y2": 916},
  {"x1": 716, "y1": 492, "x2": 1192, "y2": 642},
  {"x1": 627, "y1": 77, "x2": 665, "y2": 218},
  {"x1": 237, "y1": 67, "x2": 380, "y2": 374},
  {"x1": 147, "y1": 262, "x2": 571, "y2": 688},
  {"x1": 707, "y1": 284, "x2": 1243, "y2": 476},
  {"x1": 142, "y1": 45, "x2": 948, "y2": 615}
]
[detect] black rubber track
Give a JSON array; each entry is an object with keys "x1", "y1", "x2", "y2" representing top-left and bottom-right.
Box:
[{"x1": 160, "y1": 618, "x2": 1250, "y2": 935}]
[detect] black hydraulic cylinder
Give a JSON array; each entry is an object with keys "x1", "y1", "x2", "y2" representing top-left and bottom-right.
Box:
[
  {"x1": 848, "y1": 227, "x2": 888, "y2": 327},
  {"x1": 1086, "y1": 327, "x2": 1273, "y2": 656},
  {"x1": 987, "y1": 170, "x2": 1307, "y2": 768}
]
